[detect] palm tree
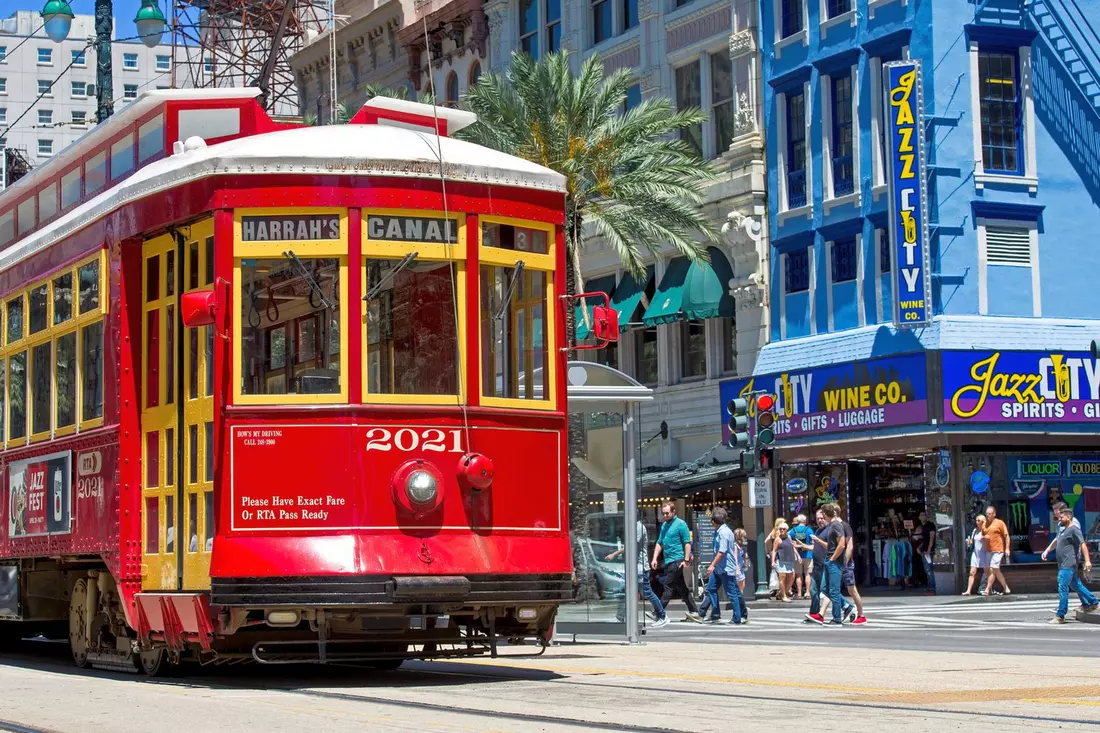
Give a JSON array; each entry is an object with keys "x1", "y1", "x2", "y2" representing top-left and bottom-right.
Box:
[{"x1": 458, "y1": 50, "x2": 722, "y2": 603}]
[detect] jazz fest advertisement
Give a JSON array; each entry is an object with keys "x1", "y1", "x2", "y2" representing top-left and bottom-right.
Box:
[
  {"x1": 719, "y1": 354, "x2": 929, "y2": 442},
  {"x1": 942, "y1": 350, "x2": 1100, "y2": 423},
  {"x1": 884, "y1": 60, "x2": 933, "y2": 329},
  {"x1": 7, "y1": 451, "x2": 72, "y2": 538}
]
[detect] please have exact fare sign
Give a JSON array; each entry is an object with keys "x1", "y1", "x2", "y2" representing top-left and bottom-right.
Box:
[{"x1": 885, "y1": 61, "x2": 933, "y2": 329}]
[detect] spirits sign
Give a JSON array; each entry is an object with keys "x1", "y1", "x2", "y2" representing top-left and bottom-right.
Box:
[{"x1": 884, "y1": 61, "x2": 933, "y2": 329}]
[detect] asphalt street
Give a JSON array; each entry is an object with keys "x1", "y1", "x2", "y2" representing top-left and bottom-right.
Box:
[{"x1": 0, "y1": 594, "x2": 1094, "y2": 733}]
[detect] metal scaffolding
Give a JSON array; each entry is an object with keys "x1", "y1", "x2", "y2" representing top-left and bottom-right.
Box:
[{"x1": 170, "y1": 0, "x2": 330, "y2": 116}]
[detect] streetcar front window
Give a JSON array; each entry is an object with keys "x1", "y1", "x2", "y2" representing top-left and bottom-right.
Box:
[
  {"x1": 364, "y1": 258, "x2": 460, "y2": 397},
  {"x1": 480, "y1": 265, "x2": 549, "y2": 401},
  {"x1": 239, "y1": 257, "x2": 341, "y2": 396}
]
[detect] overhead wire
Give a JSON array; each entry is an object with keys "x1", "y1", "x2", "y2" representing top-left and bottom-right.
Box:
[{"x1": 419, "y1": 13, "x2": 474, "y2": 459}]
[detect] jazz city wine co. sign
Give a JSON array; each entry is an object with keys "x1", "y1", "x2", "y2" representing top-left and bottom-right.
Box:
[{"x1": 885, "y1": 61, "x2": 933, "y2": 329}]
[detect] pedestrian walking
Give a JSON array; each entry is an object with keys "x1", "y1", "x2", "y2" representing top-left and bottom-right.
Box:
[
  {"x1": 981, "y1": 506, "x2": 1012, "y2": 595},
  {"x1": 836, "y1": 504, "x2": 865, "y2": 624},
  {"x1": 1041, "y1": 501, "x2": 1082, "y2": 560},
  {"x1": 1043, "y1": 506, "x2": 1098, "y2": 624},
  {"x1": 607, "y1": 519, "x2": 668, "y2": 627},
  {"x1": 698, "y1": 508, "x2": 743, "y2": 625},
  {"x1": 771, "y1": 523, "x2": 797, "y2": 602},
  {"x1": 696, "y1": 510, "x2": 724, "y2": 623},
  {"x1": 914, "y1": 510, "x2": 938, "y2": 595},
  {"x1": 805, "y1": 509, "x2": 829, "y2": 624},
  {"x1": 962, "y1": 514, "x2": 989, "y2": 596},
  {"x1": 789, "y1": 514, "x2": 815, "y2": 600},
  {"x1": 733, "y1": 528, "x2": 750, "y2": 623},
  {"x1": 764, "y1": 518, "x2": 786, "y2": 599},
  {"x1": 809, "y1": 504, "x2": 847, "y2": 625},
  {"x1": 651, "y1": 501, "x2": 699, "y2": 621}
]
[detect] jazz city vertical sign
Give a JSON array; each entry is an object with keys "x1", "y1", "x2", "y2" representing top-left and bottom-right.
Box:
[{"x1": 885, "y1": 61, "x2": 933, "y2": 329}]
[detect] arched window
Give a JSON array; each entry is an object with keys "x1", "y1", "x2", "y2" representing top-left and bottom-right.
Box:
[
  {"x1": 468, "y1": 61, "x2": 481, "y2": 88},
  {"x1": 445, "y1": 71, "x2": 459, "y2": 107}
]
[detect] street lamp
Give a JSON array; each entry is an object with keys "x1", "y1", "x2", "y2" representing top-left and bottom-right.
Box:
[
  {"x1": 134, "y1": 0, "x2": 168, "y2": 49},
  {"x1": 40, "y1": 0, "x2": 75, "y2": 43}
]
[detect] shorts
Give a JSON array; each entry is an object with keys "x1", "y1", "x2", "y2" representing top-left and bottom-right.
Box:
[
  {"x1": 797, "y1": 557, "x2": 814, "y2": 575},
  {"x1": 776, "y1": 561, "x2": 795, "y2": 575},
  {"x1": 842, "y1": 560, "x2": 856, "y2": 587},
  {"x1": 989, "y1": 552, "x2": 1004, "y2": 569}
]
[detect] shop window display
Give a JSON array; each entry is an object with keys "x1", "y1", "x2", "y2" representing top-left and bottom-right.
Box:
[{"x1": 962, "y1": 451, "x2": 1100, "y2": 563}]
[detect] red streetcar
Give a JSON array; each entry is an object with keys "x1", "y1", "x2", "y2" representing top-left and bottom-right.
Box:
[{"x1": 0, "y1": 90, "x2": 572, "y2": 672}]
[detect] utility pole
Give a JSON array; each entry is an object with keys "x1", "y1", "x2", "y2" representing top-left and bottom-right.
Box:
[{"x1": 95, "y1": 0, "x2": 114, "y2": 123}]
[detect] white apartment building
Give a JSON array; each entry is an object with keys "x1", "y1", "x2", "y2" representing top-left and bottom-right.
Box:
[{"x1": 0, "y1": 10, "x2": 191, "y2": 168}]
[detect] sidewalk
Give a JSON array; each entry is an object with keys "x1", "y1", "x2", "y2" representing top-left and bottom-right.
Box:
[{"x1": 678, "y1": 588, "x2": 1063, "y2": 612}]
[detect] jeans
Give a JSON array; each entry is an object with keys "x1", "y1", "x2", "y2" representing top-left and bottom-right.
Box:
[
  {"x1": 922, "y1": 553, "x2": 937, "y2": 591},
  {"x1": 660, "y1": 561, "x2": 697, "y2": 614},
  {"x1": 1057, "y1": 568, "x2": 1099, "y2": 618},
  {"x1": 722, "y1": 573, "x2": 744, "y2": 624},
  {"x1": 701, "y1": 571, "x2": 720, "y2": 618},
  {"x1": 824, "y1": 559, "x2": 844, "y2": 622},
  {"x1": 808, "y1": 568, "x2": 824, "y2": 615},
  {"x1": 617, "y1": 569, "x2": 666, "y2": 621}
]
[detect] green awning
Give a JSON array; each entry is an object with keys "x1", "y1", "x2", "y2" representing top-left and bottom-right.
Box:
[
  {"x1": 683, "y1": 246, "x2": 736, "y2": 320},
  {"x1": 641, "y1": 257, "x2": 691, "y2": 326},
  {"x1": 609, "y1": 265, "x2": 654, "y2": 332},
  {"x1": 641, "y1": 248, "x2": 736, "y2": 326},
  {"x1": 574, "y1": 274, "x2": 617, "y2": 341}
]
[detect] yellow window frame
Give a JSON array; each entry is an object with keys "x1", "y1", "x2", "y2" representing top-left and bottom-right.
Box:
[
  {"x1": 361, "y1": 209, "x2": 468, "y2": 406},
  {"x1": 0, "y1": 250, "x2": 108, "y2": 448},
  {"x1": 477, "y1": 216, "x2": 557, "y2": 411},
  {"x1": 233, "y1": 208, "x2": 350, "y2": 405}
]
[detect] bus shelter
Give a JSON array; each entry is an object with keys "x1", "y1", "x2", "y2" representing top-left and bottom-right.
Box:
[{"x1": 557, "y1": 361, "x2": 653, "y2": 643}]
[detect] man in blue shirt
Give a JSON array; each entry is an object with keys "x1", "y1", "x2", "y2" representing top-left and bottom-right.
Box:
[
  {"x1": 789, "y1": 514, "x2": 815, "y2": 600},
  {"x1": 699, "y1": 507, "x2": 743, "y2": 625},
  {"x1": 652, "y1": 501, "x2": 699, "y2": 621}
]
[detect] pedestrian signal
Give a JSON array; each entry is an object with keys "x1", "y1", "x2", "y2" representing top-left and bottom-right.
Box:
[{"x1": 727, "y1": 397, "x2": 751, "y2": 450}]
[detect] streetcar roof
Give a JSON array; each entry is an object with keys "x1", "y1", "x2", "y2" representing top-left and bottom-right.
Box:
[{"x1": 0, "y1": 88, "x2": 565, "y2": 274}]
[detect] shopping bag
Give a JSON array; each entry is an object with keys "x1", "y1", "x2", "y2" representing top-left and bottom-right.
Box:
[{"x1": 769, "y1": 567, "x2": 779, "y2": 591}]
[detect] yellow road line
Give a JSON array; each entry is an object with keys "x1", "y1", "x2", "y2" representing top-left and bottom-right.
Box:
[
  {"x1": 1021, "y1": 699, "x2": 1100, "y2": 707},
  {"x1": 429, "y1": 661, "x2": 906, "y2": 695}
]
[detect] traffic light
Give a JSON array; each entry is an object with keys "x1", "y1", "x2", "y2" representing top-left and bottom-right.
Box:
[
  {"x1": 752, "y1": 394, "x2": 778, "y2": 473},
  {"x1": 727, "y1": 397, "x2": 751, "y2": 451}
]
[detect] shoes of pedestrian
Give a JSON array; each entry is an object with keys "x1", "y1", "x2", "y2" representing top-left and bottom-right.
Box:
[
  {"x1": 1049, "y1": 616, "x2": 1066, "y2": 625},
  {"x1": 645, "y1": 611, "x2": 656, "y2": 621},
  {"x1": 685, "y1": 613, "x2": 703, "y2": 623},
  {"x1": 852, "y1": 616, "x2": 868, "y2": 625},
  {"x1": 805, "y1": 612, "x2": 825, "y2": 625},
  {"x1": 826, "y1": 619, "x2": 844, "y2": 627},
  {"x1": 847, "y1": 610, "x2": 857, "y2": 623},
  {"x1": 707, "y1": 616, "x2": 723, "y2": 624},
  {"x1": 651, "y1": 616, "x2": 670, "y2": 628},
  {"x1": 740, "y1": 619, "x2": 749, "y2": 625},
  {"x1": 1082, "y1": 604, "x2": 1099, "y2": 613}
]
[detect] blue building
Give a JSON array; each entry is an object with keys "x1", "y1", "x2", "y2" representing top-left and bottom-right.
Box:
[{"x1": 728, "y1": 0, "x2": 1100, "y2": 593}]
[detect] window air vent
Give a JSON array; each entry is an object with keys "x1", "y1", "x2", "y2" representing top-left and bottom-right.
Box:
[{"x1": 986, "y1": 226, "x2": 1031, "y2": 266}]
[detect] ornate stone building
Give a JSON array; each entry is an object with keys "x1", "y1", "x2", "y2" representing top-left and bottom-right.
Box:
[
  {"x1": 290, "y1": 0, "x2": 412, "y2": 122},
  {"x1": 394, "y1": 0, "x2": 489, "y2": 104}
]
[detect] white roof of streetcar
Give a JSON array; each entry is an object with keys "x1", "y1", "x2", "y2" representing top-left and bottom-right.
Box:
[{"x1": 0, "y1": 88, "x2": 566, "y2": 273}]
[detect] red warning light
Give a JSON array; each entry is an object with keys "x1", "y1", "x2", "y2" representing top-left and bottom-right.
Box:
[{"x1": 756, "y1": 394, "x2": 775, "y2": 411}]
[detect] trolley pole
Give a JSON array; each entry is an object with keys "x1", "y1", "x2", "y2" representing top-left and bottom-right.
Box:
[{"x1": 95, "y1": 0, "x2": 114, "y2": 123}]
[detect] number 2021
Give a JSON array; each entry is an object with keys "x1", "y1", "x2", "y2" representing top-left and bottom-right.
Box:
[{"x1": 365, "y1": 428, "x2": 464, "y2": 453}]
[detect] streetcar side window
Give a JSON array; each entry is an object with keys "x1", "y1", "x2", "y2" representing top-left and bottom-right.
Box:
[
  {"x1": 482, "y1": 222, "x2": 550, "y2": 255},
  {"x1": 364, "y1": 259, "x2": 460, "y2": 398},
  {"x1": 480, "y1": 266, "x2": 550, "y2": 402},
  {"x1": 80, "y1": 320, "x2": 104, "y2": 422},
  {"x1": 239, "y1": 257, "x2": 342, "y2": 397},
  {"x1": 8, "y1": 351, "x2": 26, "y2": 441}
]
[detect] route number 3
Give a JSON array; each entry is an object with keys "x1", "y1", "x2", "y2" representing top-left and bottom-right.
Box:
[{"x1": 365, "y1": 428, "x2": 464, "y2": 453}]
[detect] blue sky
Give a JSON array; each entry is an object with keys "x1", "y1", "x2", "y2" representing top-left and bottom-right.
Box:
[{"x1": 13, "y1": 0, "x2": 149, "y2": 40}]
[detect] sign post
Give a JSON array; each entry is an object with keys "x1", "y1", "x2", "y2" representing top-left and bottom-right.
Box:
[{"x1": 884, "y1": 60, "x2": 933, "y2": 329}]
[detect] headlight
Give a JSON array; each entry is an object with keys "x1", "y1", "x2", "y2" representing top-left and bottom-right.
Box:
[{"x1": 406, "y1": 470, "x2": 438, "y2": 505}]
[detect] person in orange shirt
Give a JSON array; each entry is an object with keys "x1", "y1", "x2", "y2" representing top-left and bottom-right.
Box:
[{"x1": 982, "y1": 506, "x2": 1012, "y2": 596}]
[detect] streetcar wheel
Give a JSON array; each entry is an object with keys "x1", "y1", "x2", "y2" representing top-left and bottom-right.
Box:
[
  {"x1": 138, "y1": 648, "x2": 171, "y2": 677},
  {"x1": 69, "y1": 578, "x2": 90, "y2": 669}
]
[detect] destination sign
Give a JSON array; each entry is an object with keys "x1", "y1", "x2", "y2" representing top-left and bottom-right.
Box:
[
  {"x1": 367, "y1": 214, "x2": 458, "y2": 244},
  {"x1": 241, "y1": 214, "x2": 341, "y2": 242}
]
